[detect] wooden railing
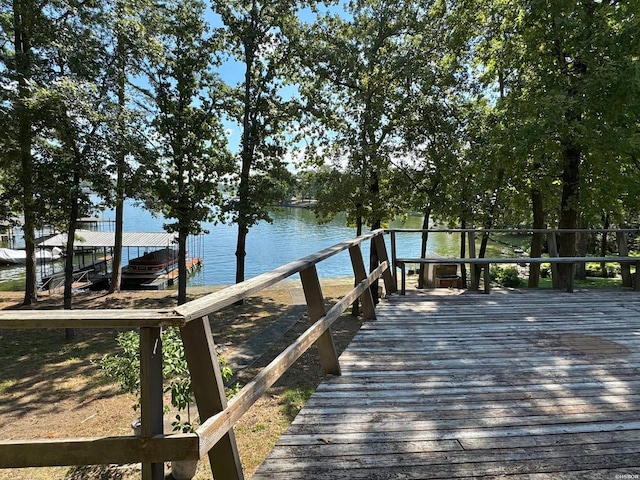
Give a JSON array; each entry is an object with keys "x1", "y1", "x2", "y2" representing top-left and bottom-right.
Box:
[
  {"x1": 387, "y1": 227, "x2": 640, "y2": 292},
  {"x1": 0, "y1": 229, "x2": 395, "y2": 480}
]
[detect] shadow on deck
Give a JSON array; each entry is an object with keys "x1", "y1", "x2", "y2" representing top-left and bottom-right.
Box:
[{"x1": 253, "y1": 289, "x2": 640, "y2": 479}]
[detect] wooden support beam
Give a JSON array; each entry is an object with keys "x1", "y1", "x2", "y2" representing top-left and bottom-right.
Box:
[
  {"x1": 175, "y1": 231, "x2": 383, "y2": 323},
  {"x1": 195, "y1": 273, "x2": 379, "y2": 451},
  {"x1": 300, "y1": 265, "x2": 341, "y2": 376},
  {"x1": 373, "y1": 233, "x2": 396, "y2": 294},
  {"x1": 0, "y1": 435, "x2": 198, "y2": 468},
  {"x1": 548, "y1": 232, "x2": 559, "y2": 288},
  {"x1": 390, "y1": 230, "x2": 397, "y2": 291},
  {"x1": 349, "y1": 244, "x2": 376, "y2": 320},
  {"x1": 0, "y1": 310, "x2": 185, "y2": 329},
  {"x1": 180, "y1": 317, "x2": 244, "y2": 480},
  {"x1": 140, "y1": 327, "x2": 164, "y2": 480},
  {"x1": 467, "y1": 231, "x2": 478, "y2": 290}
]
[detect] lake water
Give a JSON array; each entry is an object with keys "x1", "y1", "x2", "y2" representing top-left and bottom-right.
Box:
[{"x1": 0, "y1": 202, "x2": 468, "y2": 290}]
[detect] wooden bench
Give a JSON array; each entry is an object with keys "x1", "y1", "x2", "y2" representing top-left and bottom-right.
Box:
[{"x1": 396, "y1": 256, "x2": 640, "y2": 294}]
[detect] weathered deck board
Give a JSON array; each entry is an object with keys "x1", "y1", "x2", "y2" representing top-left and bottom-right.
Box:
[{"x1": 252, "y1": 289, "x2": 640, "y2": 479}]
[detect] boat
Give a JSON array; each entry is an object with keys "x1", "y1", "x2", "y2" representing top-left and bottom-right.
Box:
[
  {"x1": 121, "y1": 247, "x2": 181, "y2": 290},
  {"x1": 125, "y1": 248, "x2": 179, "y2": 273},
  {"x1": 0, "y1": 247, "x2": 63, "y2": 265}
]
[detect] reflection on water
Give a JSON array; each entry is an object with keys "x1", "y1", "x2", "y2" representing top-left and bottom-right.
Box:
[{"x1": 0, "y1": 204, "x2": 497, "y2": 290}]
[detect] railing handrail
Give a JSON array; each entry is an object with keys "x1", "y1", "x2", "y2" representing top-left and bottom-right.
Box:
[
  {"x1": 176, "y1": 229, "x2": 384, "y2": 322},
  {"x1": 0, "y1": 230, "x2": 385, "y2": 329}
]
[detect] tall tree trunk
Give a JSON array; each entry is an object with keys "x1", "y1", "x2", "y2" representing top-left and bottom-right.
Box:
[
  {"x1": 235, "y1": 38, "x2": 254, "y2": 286},
  {"x1": 528, "y1": 187, "x2": 544, "y2": 287},
  {"x1": 177, "y1": 228, "x2": 188, "y2": 305},
  {"x1": 110, "y1": 35, "x2": 126, "y2": 293},
  {"x1": 575, "y1": 218, "x2": 588, "y2": 280},
  {"x1": 14, "y1": 1, "x2": 37, "y2": 305},
  {"x1": 616, "y1": 231, "x2": 632, "y2": 287},
  {"x1": 110, "y1": 191, "x2": 124, "y2": 292},
  {"x1": 417, "y1": 207, "x2": 430, "y2": 289},
  {"x1": 556, "y1": 146, "x2": 580, "y2": 290},
  {"x1": 64, "y1": 177, "x2": 80, "y2": 341}
]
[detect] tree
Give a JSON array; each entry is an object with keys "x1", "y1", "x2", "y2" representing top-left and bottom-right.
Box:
[
  {"x1": 473, "y1": 0, "x2": 640, "y2": 289},
  {"x1": 1, "y1": 0, "x2": 44, "y2": 304},
  {"x1": 28, "y1": 1, "x2": 114, "y2": 340},
  {"x1": 100, "y1": 0, "x2": 160, "y2": 294},
  {"x1": 214, "y1": 0, "x2": 305, "y2": 284},
  {"x1": 143, "y1": 0, "x2": 233, "y2": 305}
]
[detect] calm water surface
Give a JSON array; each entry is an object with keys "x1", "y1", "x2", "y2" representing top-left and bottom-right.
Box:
[{"x1": 0, "y1": 202, "x2": 466, "y2": 290}]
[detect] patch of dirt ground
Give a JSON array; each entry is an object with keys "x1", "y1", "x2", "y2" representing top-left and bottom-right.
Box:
[{"x1": 0, "y1": 278, "x2": 361, "y2": 479}]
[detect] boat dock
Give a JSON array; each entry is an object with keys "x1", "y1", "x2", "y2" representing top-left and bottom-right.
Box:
[
  {"x1": 38, "y1": 230, "x2": 203, "y2": 291},
  {"x1": 124, "y1": 257, "x2": 203, "y2": 290}
]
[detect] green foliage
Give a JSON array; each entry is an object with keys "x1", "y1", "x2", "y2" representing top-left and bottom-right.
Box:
[
  {"x1": 97, "y1": 328, "x2": 235, "y2": 431},
  {"x1": 490, "y1": 266, "x2": 522, "y2": 288},
  {"x1": 214, "y1": 0, "x2": 304, "y2": 282},
  {"x1": 141, "y1": 0, "x2": 234, "y2": 302},
  {"x1": 96, "y1": 331, "x2": 141, "y2": 400}
]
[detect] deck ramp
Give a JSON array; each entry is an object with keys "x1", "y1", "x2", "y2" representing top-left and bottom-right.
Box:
[{"x1": 253, "y1": 289, "x2": 640, "y2": 479}]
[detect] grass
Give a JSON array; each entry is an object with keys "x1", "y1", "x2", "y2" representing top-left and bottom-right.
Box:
[
  {"x1": 535, "y1": 276, "x2": 623, "y2": 288},
  {"x1": 281, "y1": 387, "x2": 315, "y2": 421}
]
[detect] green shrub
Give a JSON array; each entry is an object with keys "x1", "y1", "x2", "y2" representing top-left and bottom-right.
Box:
[
  {"x1": 97, "y1": 328, "x2": 236, "y2": 432},
  {"x1": 489, "y1": 265, "x2": 502, "y2": 282},
  {"x1": 500, "y1": 267, "x2": 521, "y2": 287},
  {"x1": 490, "y1": 266, "x2": 521, "y2": 287}
]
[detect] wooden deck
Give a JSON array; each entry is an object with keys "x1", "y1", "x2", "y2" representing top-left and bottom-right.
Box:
[{"x1": 253, "y1": 289, "x2": 640, "y2": 479}]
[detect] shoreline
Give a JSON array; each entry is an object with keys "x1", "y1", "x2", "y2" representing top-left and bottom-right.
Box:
[{"x1": 0, "y1": 276, "x2": 357, "y2": 307}]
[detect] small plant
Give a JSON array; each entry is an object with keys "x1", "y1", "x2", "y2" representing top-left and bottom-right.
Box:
[
  {"x1": 489, "y1": 265, "x2": 502, "y2": 282},
  {"x1": 499, "y1": 267, "x2": 521, "y2": 287},
  {"x1": 97, "y1": 327, "x2": 236, "y2": 433},
  {"x1": 489, "y1": 266, "x2": 522, "y2": 288},
  {"x1": 96, "y1": 331, "x2": 141, "y2": 409}
]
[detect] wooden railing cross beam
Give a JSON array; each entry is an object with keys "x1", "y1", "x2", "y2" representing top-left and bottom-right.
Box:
[
  {"x1": 349, "y1": 244, "x2": 376, "y2": 320},
  {"x1": 374, "y1": 233, "x2": 396, "y2": 295},
  {"x1": 180, "y1": 316, "x2": 243, "y2": 480},
  {"x1": 300, "y1": 265, "x2": 341, "y2": 376}
]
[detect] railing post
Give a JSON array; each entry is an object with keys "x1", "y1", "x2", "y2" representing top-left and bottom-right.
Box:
[
  {"x1": 140, "y1": 327, "x2": 164, "y2": 480},
  {"x1": 548, "y1": 232, "x2": 559, "y2": 289},
  {"x1": 180, "y1": 317, "x2": 244, "y2": 480},
  {"x1": 349, "y1": 244, "x2": 376, "y2": 320},
  {"x1": 468, "y1": 231, "x2": 478, "y2": 290},
  {"x1": 373, "y1": 232, "x2": 396, "y2": 294},
  {"x1": 390, "y1": 230, "x2": 397, "y2": 292},
  {"x1": 300, "y1": 265, "x2": 341, "y2": 376}
]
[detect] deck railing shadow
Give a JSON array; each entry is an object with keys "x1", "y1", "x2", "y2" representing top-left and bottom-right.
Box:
[{"x1": 0, "y1": 229, "x2": 395, "y2": 480}]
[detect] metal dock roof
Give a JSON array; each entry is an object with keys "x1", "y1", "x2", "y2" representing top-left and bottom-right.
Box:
[{"x1": 38, "y1": 230, "x2": 178, "y2": 248}]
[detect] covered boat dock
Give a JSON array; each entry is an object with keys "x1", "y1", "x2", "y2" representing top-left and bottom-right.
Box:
[{"x1": 38, "y1": 230, "x2": 201, "y2": 290}]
